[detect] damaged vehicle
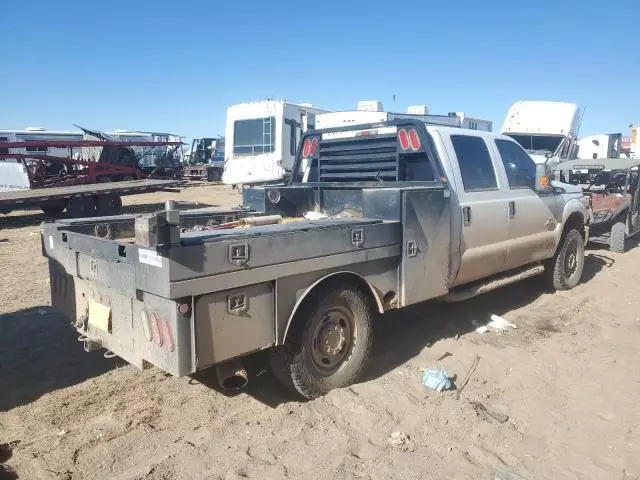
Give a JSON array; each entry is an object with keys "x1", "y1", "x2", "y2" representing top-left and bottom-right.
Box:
[{"x1": 555, "y1": 159, "x2": 640, "y2": 252}]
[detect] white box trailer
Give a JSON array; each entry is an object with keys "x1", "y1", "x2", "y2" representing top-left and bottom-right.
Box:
[{"x1": 222, "y1": 101, "x2": 330, "y2": 186}]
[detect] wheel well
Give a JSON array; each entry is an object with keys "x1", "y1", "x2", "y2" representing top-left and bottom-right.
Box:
[
  {"x1": 564, "y1": 212, "x2": 585, "y2": 240},
  {"x1": 281, "y1": 272, "x2": 383, "y2": 343}
]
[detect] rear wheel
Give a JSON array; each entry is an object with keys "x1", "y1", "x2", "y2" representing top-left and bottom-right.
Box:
[
  {"x1": 95, "y1": 194, "x2": 122, "y2": 216},
  {"x1": 609, "y1": 220, "x2": 627, "y2": 253},
  {"x1": 546, "y1": 228, "x2": 585, "y2": 290},
  {"x1": 97, "y1": 175, "x2": 114, "y2": 183},
  {"x1": 121, "y1": 175, "x2": 135, "y2": 181},
  {"x1": 67, "y1": 197, "x2": 96, "y2": 218},
  {"x1": 269, "y1": 284, "x2": 375, "y2": 399}
]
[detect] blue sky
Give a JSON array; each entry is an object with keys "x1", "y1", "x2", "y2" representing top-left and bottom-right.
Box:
[{"x1": 2, "y1": 0, "x2": 637, "y2": 138}]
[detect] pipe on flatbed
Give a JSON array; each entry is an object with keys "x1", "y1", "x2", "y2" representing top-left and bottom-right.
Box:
[
  {"x1": 242, "y1": 215, "x2": 282, "y2": 226},
  {"x1": 215, "y1": 360, "x2": 248, "y2": 391}
]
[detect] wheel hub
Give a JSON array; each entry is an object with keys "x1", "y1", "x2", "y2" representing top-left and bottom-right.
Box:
[
  {"x1": 310, "y1": 307, "x2": 354, "y2": 373},
  {"x1": 320, "y1": 324, "x2": 346, "y2": 355}
]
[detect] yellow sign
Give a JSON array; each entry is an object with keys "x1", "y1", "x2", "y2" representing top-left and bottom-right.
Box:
[{"x1": 88, "y1": 299, "x2": 111, "y2": 332}]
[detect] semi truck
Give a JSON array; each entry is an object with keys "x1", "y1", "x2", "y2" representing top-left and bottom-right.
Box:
[
  {"x1": 501, "y1": 101, "x2": 582, "y2": 164},
  {"x1": 43, "y1": 119, "x2": 589, "y2": 399}
]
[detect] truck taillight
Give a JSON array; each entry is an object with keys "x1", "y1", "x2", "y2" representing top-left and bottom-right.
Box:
[
  {"x1": 398, "y1": 129, "x2": 410, "y2": 150},
  {"x1": 398, "y1": 128, "x2": 421, "y2": 151},
  {"x1": 408, "y1": 129, "x2": 421, "y2": 150},
  {"x1": 150, "y1": 313, "x2": 162, "y2": 346},
  {"x1": 140, "y1": 311, "x2": 152, "y2": 341},
  {"x1": 302, "y1": 137, "x2": 318, "y2": 157},
  {"x1": 160, "y1": 318, "x2": 174, "y2": 352}
]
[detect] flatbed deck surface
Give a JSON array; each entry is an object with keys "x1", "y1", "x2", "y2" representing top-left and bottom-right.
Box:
[
  {"x1": 0, "y1": 179, "x2": 180, "y2": 204},
  {"x1": 180, "y1": 218, "x2": 391, "y2": 245}
]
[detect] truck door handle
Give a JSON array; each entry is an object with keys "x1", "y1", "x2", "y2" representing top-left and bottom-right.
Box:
[
  {"x1": 463, "y1": 206, "x2": 471, "y2": 226},
  {"x1": 508, "y1": 201, "x2": 516, "y2": 218}
]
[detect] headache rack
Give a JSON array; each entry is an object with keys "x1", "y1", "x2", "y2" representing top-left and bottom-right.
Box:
[{"x1": 318, "y1": 133, "x2": 399, "y2": 182}]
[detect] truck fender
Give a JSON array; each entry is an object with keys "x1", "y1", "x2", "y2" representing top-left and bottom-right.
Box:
[
  {"x1": 281, "y1": 271, "x2": 384, "y2": 343},
  {"x1": 556, "y1": 198, "x2": 587, "y2": 246}
]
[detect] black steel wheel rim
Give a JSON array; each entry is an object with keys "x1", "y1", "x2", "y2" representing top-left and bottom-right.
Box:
[
  {"x1": 564, "y1": 237, "x2": 579, "y2": 278},
  {"x1": 310, "y1": 305, "x2": 355, "y2": 375}
]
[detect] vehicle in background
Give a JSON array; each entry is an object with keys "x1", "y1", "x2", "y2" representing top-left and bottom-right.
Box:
[
  {"x1": 316, "y1": 101, "x2": 492, "y2": 131},
  {"x1": 0, "y1": 178, "x2": 180, "y2": 217},
  {"x1": 222, "y1": 100, "x2": 330, "y2": 186},
  {"x1": 501, "y1": 101, "x2": 582, "y2": 164},
  {"x1": 555, "y1": 158, "x2": 640, "y2": 252},
  {"x1": 0, "y1": 135, "x2": 183, "y2": 193},
  {"x1": 43, "y1": 119, "x2": 589, "y2": 400},
  {"x1": 576, "y1": 134, "x2": 622, "y2": 160},
  {"x1": 0, "y1": 127, "x2": 183, "y2": 182},
  {"x1": 182, "y1": 137, "x2": 225, "y2": 182}
]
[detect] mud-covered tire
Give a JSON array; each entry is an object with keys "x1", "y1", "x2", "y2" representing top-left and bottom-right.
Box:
[
  {"x1": 269, "y1": 284, "x2": 375, "y2": 399},
  {"x1": 609, "y1": 220, "x2": 627, "y2": 253},
  {"x1": 546, "y1": 228, "x2": 585, "y2": 290}
]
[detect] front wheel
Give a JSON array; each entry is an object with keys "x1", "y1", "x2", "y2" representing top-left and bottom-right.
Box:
[
  {"x1": 609, "y1": 220, "x2": 627, "y2": 253},
  {"x1": 269, "y1": 284, "x2": 375, "y2": 399},
  {"x1": 546, "y1": 228, "x2": 585, "y2": 290}
]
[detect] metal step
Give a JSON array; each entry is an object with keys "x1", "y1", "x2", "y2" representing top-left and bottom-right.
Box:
[{"x1": 443, "y1": 264, "x2": 545, "y2": 302}]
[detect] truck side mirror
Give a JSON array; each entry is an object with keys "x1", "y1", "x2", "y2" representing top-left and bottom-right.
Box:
[{"x1": 535, "y1": 164, "x2": 553, "y2": 194}]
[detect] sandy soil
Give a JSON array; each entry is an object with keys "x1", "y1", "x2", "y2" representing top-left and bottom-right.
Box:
[{"x1": 1, "y1": 184, "x2": 639, "y2": 480}]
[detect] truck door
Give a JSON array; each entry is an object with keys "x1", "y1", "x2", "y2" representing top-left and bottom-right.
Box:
[
  {"x1": 493, "y1": 139, "x2": 557, "y2": 268},
  {"x1": 446, "y1": 134, "x2": 510, "y2": 286}
]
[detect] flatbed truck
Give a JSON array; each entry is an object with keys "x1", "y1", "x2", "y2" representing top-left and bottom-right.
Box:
[{"x1": 42, "y1": 119, "x2": 589, "y2": 399}]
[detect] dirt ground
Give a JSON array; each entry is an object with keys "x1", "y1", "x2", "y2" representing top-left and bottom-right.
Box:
[{"x1": 1, "y1": 184, "x2": 639, "y2": 480}]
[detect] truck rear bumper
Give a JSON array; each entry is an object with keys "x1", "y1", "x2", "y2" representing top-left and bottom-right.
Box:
[{"x1": 50, "y1": 263, "x2": 193, "y2": 377}]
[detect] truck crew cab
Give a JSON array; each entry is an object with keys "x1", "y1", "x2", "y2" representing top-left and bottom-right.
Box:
[{"x1": 42, "y1": 120, "x2": 589, "y2": 399}]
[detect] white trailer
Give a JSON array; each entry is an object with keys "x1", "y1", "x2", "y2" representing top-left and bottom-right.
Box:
[
  {"x1": 576, "y1": 133, "x2": 622, "y2": 160},
  {"x1": 316, "y1": 102, "x2": 492, "y2": 131},
  {"x1": 501, "y1": 101, "x2": 582, "y2": 164},
  {"x1": 222, "y1": 101, "x2": 330, "y2": 186}
]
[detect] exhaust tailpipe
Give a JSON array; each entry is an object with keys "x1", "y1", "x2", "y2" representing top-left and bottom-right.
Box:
[{"x1": 216, "y1": 360, "x2": 248, "y2": 391}]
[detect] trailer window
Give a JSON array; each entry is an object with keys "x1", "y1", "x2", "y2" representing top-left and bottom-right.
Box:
[
  {"x1": 0, "y1": 137, "x2": 8, "y2": 154},
  {"x1": 451, "y1": 135, "x2": 497, "y2": 191},
  {"x1": 495, "y1": 139, "x2": 535, "y2": 189},
  {"x1": 233, "y1": 117, "x2": 276, "y2": 156},
  {"x1": 286, "y1": 119, "x2": 297, "y2": 156}
]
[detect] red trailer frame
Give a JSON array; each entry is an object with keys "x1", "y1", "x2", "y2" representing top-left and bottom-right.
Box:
[{"x1": 0, "y1": 138, "x2": 183, "y2": 189}]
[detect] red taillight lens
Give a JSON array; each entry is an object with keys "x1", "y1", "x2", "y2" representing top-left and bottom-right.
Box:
[
  {"x1": 408, "y1": 129, "x2": 421, "y2": 150},
  {"x1": 150, "y1": 314, "x2": 162, "y2": 346},
  {"x1": 398, "y1": 129, "x2": 410, "y2": 150},
  {"x1": 160, "y1": 318, "x2": 174, "y2": 352},
  {"x1": 302, "y1": 138, "x2": 318, "y2": 157}
]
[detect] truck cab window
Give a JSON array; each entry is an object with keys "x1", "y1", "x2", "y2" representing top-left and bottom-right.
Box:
[
  {"x1": 401, "y1": 152, "x2": 435, "y2": 181},
  {"x1": 450, "y1": 135, "x2": 497, "y2": 191},
  {"x1": 495, "y1": 139, "x2": 536, "y2": 189}
]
